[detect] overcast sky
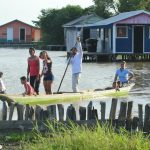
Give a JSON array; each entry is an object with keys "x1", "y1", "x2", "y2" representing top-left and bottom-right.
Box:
[{"x1": 0, "y1": 0, "x2": 94, "y2": 25}]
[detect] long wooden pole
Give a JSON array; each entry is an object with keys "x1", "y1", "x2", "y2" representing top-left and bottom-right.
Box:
[{"x1": 57, "y1": 56, "x2": 71, "y2": 93}]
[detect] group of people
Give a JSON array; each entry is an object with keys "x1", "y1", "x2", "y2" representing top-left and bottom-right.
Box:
[
  {"x1": 0, "y1": 35, "x2": 134, "y2": 96},
  {"x1": 20, "y1": 48, "x2": 54, "y2": 96}
]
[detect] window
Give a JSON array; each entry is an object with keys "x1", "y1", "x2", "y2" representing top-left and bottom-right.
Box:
[
  {"x1": 149, "y1": 26, "x2": 150, "y2": 38},
  {"x1": 116, "y1": 26, "x2": 128, "y2": 38}
]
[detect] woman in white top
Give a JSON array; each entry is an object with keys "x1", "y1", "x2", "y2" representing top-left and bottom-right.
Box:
[{"x1": 0, "y1": 72, "x2": 6, "y2": 94}]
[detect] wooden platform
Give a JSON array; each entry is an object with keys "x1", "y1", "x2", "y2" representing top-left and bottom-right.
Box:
[{"x1": 82, "y1": 52, "x2": 150, "y2": 62}]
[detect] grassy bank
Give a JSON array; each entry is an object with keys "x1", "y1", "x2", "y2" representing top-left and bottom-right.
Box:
[{"x1": 1, "y1": 122, "x2": 149, "y2": 150}]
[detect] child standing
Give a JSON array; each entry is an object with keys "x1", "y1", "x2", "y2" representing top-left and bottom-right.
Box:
[
  {"x1": 20, "y1": 76, "x2": 36, "y2": 96},
  {"x1": 0, "y1": 72, "x2": 6, "y2": 94}
]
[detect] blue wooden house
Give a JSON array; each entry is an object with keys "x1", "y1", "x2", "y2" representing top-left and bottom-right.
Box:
[{"x1": 86, "y1": 10, "x2": 150, "y2": 54}]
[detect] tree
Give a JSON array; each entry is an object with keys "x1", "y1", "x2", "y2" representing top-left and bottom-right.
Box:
[
  {"x1": 92, "y1": 0, "x2": 118, "y2": 18},
  {"x1": 35, "y1": 5, "x2": 83, "y2": 44}
]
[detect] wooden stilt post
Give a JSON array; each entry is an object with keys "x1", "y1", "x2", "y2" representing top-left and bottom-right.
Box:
[
  {"x1": 57, "y1": 104, "x2": 64, "y2": 121},
  {"x1": 100, "y1": 101, "x2": 106, "y2": 121},
  {"x1": 16, "y1": 103, "x2": 25, "y2": 120},
  {"x1": 79, "y1": 106, "x2": 86, "y2": 120},
  {"x1": 9, "y1": 102, "x2": 15, "y2": 121},
  {"x1": 126, "y1": 101, "x2": 133, "y2": 131},
  {"x1": 47, "y1": 105, "x2": 57, "y2": 121}
]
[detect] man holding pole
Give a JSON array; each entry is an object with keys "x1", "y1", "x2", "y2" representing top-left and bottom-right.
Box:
[{"x1": 70, "y1": 35, "x2": 83, "y2": 92}]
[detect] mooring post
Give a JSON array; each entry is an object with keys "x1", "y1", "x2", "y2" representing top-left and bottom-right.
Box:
[
  {"x1": 16, "y1": 103, "x2": 25, "y2": 120},
  {"x1": 100, "y1": 101, "x2": 106, "y2": 121},
  {"x1": 138, "y1": 104, "x2": 143, "y2": 131},
  {"x1": 143, "y1": 104, "x2": 150, "y2": 133},
  {"x1": 25, "y1": 104, "x2": 30, "y2": 120},
  {"x1": 2, "y1": 101, "x2": 8, "y2": 120},
  {"x1": 117, "y1": 101, "x2": 127, "y2": 128},
  {"x1": 87, "y1": 101, "x2": 92, "y2": 120},
  {"x1": 35, "y1": 105, "x2": 43, "y2": 121},
  {"x1": 109, "y1": 98, "x2": 118, "y2": 121},
  {"x1": 47, "y1": 105, "x2": 57, "y2": 121},
  {"x1": 9, "y1": 102, "x2": 15, "y2": 121},
  {"x1": 57, "y1": 104, "x2": 64, "y2": 121},
  {"x1": 79, "y1": 106, "x2": 86, "y2": 120},
  {"x1": 66, "y1": 104, "x2": 76, "y2": 121},
  {"x1": 126, "y1": 101, "x2": 133, "y2": 131}
]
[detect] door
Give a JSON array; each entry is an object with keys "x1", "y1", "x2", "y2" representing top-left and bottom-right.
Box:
[
  {"x1": 133, "y1": 26, "x2": 143, "y2": 53},
  {"x1": 7, "y1": 27, "x2": 13, "y2": 42},
  {"x1": 20, "y1": 28, "x2": 25, "y2": 42}
]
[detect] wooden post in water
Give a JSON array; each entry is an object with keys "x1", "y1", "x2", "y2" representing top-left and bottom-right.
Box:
[
  {"x1": 91, "y1": 107, "x2": 98, "y2": 120},
  {"x1": 117, "y1": 101, "x2": 127, "y2": 128},
  {"x1": 126, "y1": 101, "x2": 133, "y2": 131},
  {"x1": 87, "y1": 101, "x2": 92, "y2": 120},
  {"x1": 57, "y1": 104, "x2": 64, "y2": 121},
  {"x1": 132, "y1": 117, "x2": 139, "y2": 131},
  {"x1": 144, "y1": 104, "x2": 150, "y2": 133},
  {"x1": 66, "y1": 104, "x2": 76, "y2": 121},
  {"x1": 79, "y1": 106, "x2": 86, "y2": 120},
  {"x1": 35, "y1": 105, "x2": 43, "y2": 121},
  {"x1": 16, "y1": 103, "x2": 25, "y2": 120},
  {"x1": 47, "y1": 105, "x2": 57, "y2": 121},
  {"x1": 2, "y1": 101, "x2": 8, "y2": 120},
  {"x1": 138, "y1": 104, "x2": 143, "y2": 131},
  {"x1": 100, "y1": 102, "x2": 106, "y2": 121},
  {"x1": 25, "y1": 104, "x2": 30, "y2": 120},
  {"x1": 9, "y1": 102, "x2": 15, "y2": 121},
  {"x1": 109, "y1": 98, "x2": 118, "y2": 120}
]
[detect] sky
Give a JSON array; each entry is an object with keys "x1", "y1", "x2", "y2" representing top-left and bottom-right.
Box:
[{"x1": 0, "y1": 0, "x2": 94, "y2": 26}]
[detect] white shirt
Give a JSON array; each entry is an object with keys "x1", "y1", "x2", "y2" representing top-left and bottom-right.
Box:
[
  {"x1": 70, "y1": 41, "x2": 83, "y2": 74},
  {"x1": 0, "y1": 78, "x2": 6, "y2": 92}
]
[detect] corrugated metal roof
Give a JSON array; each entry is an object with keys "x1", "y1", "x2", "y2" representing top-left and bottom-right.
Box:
[
  {"x1": 86, "y1": 10, "x2": 150, "y2": 27},
  {"x1": 63, "y1": 14, "x2": 104, "y2": 28}
]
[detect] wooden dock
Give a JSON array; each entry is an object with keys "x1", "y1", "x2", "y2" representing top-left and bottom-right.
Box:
[{"x1": 82, "y1": 52, "x2": 150, "y2": 62}]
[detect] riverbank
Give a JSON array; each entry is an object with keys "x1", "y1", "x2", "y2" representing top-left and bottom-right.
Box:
[{"x1": 0, "y1": 123, "x2": 149, "y2": 150}]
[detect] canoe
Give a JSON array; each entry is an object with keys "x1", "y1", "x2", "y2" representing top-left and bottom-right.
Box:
[{"x1": 0, "y1": 83, "x2": 135, "y2": 105}]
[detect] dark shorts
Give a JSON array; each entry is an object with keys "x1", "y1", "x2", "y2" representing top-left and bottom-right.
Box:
[{"x1": 43, "y1": 73, "x2": 54, "y2": 81}]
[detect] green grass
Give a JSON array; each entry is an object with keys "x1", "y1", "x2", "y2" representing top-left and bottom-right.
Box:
[{"x1": 17, "y1": 122, "x2": 150, "y2": 150}]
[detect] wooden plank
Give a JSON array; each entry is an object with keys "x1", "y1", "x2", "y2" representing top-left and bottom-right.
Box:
[
  {"x1": 126, "y1": 101, "x2": 133, "y2": 131},
  {"x1": 132, "y1": 117, "x2": 139, "y2": 131},
  {"x1": 109, "y1": 98, "x2": 118, "y2": 120},
  {"x1": 9, "y1": 102, "x2": 15, "y2": 121},
  {"x1": 57, "y1": 104, "x2": 64, "y2": 121},
  {"x1": 87, "y1": 101, "x2": 92, "y2": 120},
  {"x1": 144, "y1": 104, "x2": 150, "y2": 132},
  {"x1": 47, "y1": 105, "x2": 57, "y2": 121},
  {"x1": 100, "y1": 101, "x2": 106, "y2": 121},
  {"x1": 35, "y1": 105, "x2": 43, "y2": 121},
  {"x1": 138, "y1": 104, "x2": 143, "y2": 130},
  {"x1": 66, "y1": 104, "x2": 76, "y2": 121},
  {"x1": 2, "y1": 101, "x2": 8, "y2": 120},
  {"x1": 118, "y1": 101, "x2": 127, "y2": 127},
  {"x1": 16, "y1": 103, "x2": 25, "y2": 120},
  {"x1": 79, "y1": 106, "x2": 86, "y2": 120}
]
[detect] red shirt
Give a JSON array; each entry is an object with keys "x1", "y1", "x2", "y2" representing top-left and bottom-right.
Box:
[
  {"x1": 28, "y1": 56, "x2": 39, "y2": 76},
  {"x1": 24, "y1": 82, "x2": 35, "y2": 95}
]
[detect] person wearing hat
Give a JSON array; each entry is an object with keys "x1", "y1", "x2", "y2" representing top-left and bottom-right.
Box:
[
  {"x1": 70, "y1": 35, "x2": 83, "y2": 92},
  {"x1": 114, "y1": 61, "x2": 134, "y2": 87},
  {"x1": 0, "y1": 72, "x2": 6, "y2": 94}
]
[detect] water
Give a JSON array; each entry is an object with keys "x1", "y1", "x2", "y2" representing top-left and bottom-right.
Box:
[{"x1": 0, "y1": 48, "x2": 150, "y2": 119}]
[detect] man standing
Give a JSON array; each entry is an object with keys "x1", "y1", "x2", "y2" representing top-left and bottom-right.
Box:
[
  {"x1": 70, "y1": 36, "x2": 83, "y2": 92},
  {"x1": 27, "y1": 47, "x2": 40, "y2": 95}
]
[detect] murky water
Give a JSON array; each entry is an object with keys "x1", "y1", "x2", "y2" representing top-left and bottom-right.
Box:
[{"x1": 0, "y1": 48, "x2": 150, "y2": 119}]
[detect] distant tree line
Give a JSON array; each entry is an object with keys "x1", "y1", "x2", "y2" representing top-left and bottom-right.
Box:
[{"x1": 33, "y1": 0, "x2": 150, "y2": 45}]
